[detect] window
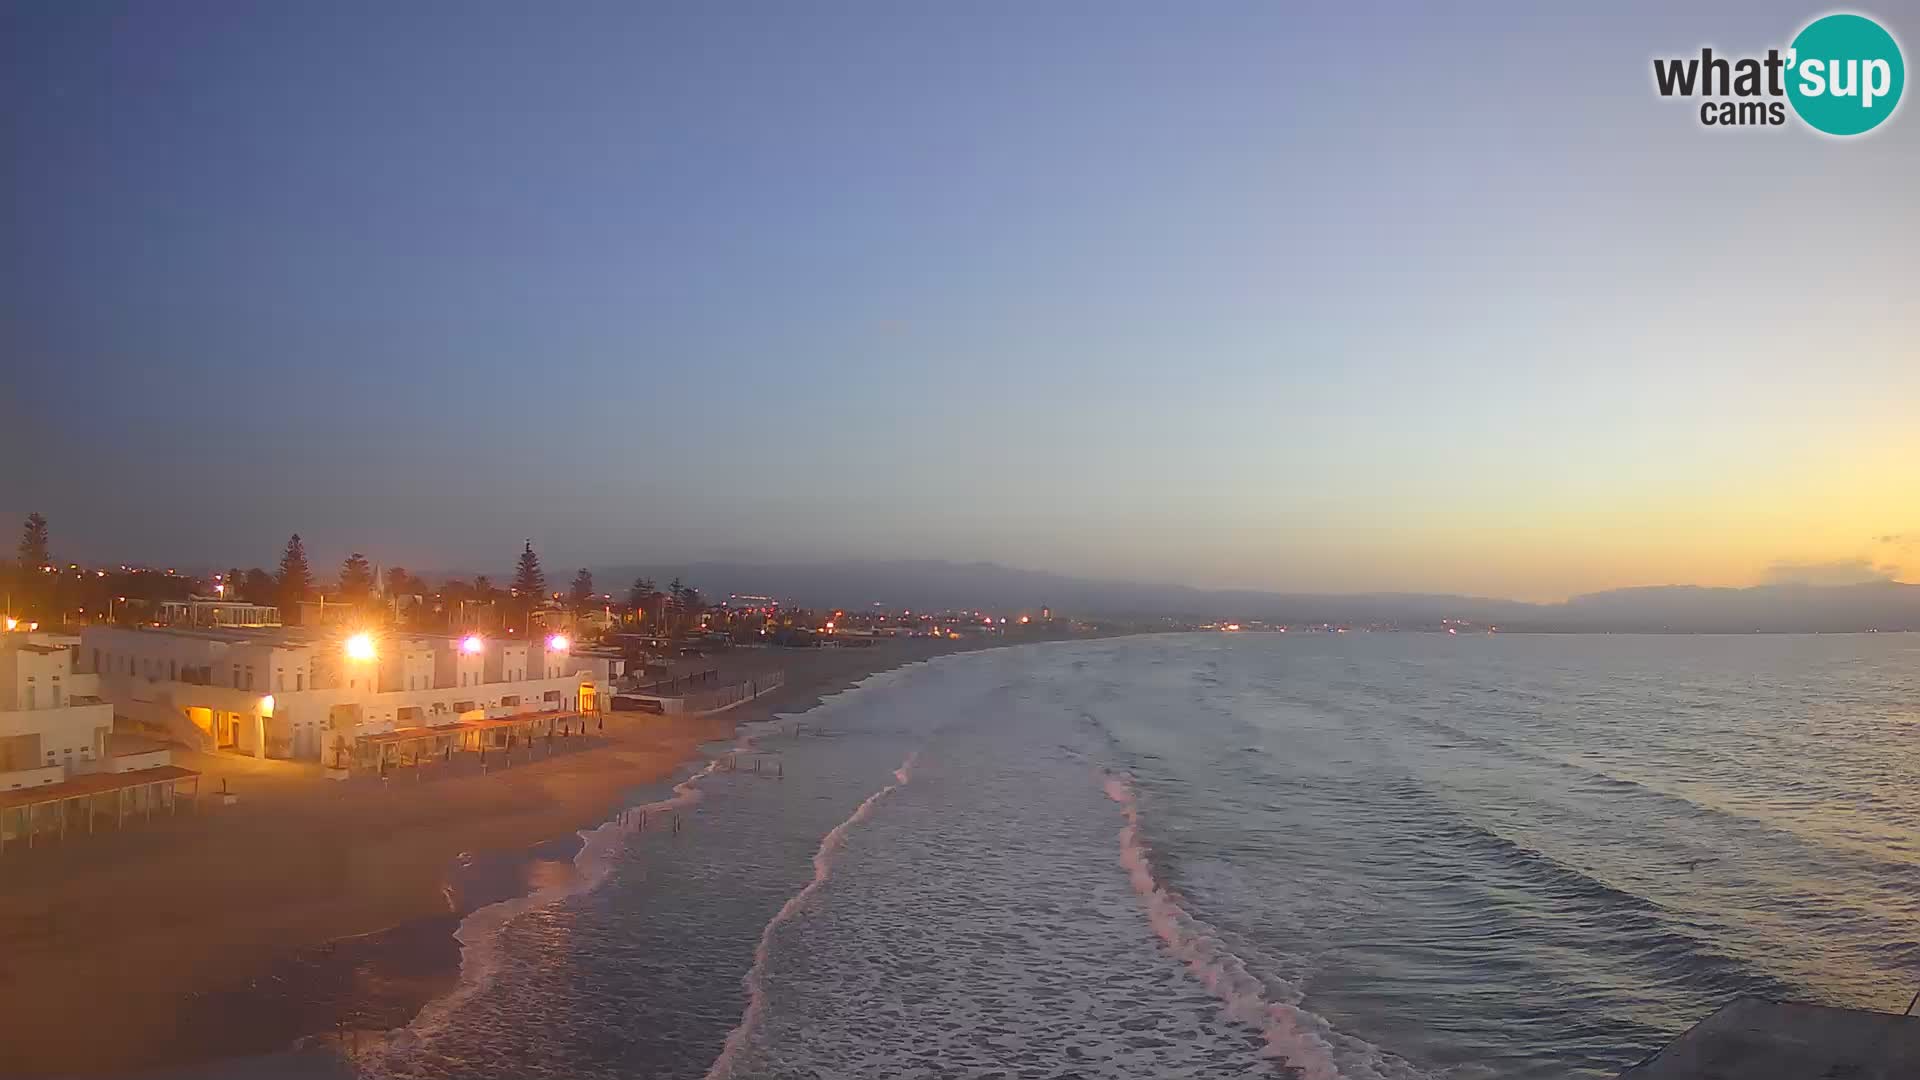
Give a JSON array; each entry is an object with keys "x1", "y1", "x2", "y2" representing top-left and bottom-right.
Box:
[
  {"x1": 170, "y1": 660, "x2": 177, "y2": 680},
  {"x1": 232, "y1": 666, "x2": 241, "y2": 687},
  {"x1": 278, "y1": 674, "x2": 285, "y2": 692},
  {"x1": 296, "y1": 673, "x2": 304, "y2": 691}
]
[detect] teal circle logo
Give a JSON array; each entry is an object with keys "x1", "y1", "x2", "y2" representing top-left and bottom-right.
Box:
[{"x1": 1786, "y1": 13, "x2": 1905, "y2": 135}]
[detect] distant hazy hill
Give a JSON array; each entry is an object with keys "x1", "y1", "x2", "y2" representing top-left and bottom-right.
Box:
[{"x1": 587, "y1": 558, "x2": 1920, "y2": 632}]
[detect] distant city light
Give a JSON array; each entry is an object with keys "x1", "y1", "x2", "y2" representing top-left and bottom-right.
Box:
[
  {"x1": 462, "y1": 634, "x2": 484, "y2": 654},
  {"x1": 345, "y1": 632, "x2": 377, "y2": 661},
  {"x1": 547, "y1": 634, "x2": 570, "y2": 651},
  {"x1": 1018, "y1": 615, "x2": 1030, "y2": 624}
]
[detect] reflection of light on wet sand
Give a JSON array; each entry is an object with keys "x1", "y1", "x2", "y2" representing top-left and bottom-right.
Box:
[{"x1": 525, "y1": 858, "x2": 576, "y2": 894}]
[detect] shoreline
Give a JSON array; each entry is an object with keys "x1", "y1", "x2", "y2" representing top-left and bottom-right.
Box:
[{"x1": 0, "y1": 637, "x2": 1008, "y2": 1079}]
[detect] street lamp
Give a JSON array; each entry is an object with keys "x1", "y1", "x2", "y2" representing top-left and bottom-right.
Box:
[
  {"x1": 547, "y1": 634, "x2": 569, "y2": 651},
  {"x1": 461, "y1": 634, "x2": 484, "y2": 655},
  {"x1": 345, "y1": 632, "x2": 377, "y2": 661}
]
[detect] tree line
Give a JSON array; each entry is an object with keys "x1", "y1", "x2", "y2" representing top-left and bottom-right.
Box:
[{"x1": 6, "y1": 514, "x2": 708, "y2": 637}]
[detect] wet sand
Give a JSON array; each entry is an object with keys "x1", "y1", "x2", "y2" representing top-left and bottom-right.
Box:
[{"x1": 0, "y1": 638, "x2": 990, "y2": 1078}]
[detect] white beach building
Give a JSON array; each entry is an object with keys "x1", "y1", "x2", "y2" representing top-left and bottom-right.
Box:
[
  {"x1": 1, "y1": 631, "x2": 118, "y2": 788},
  {"x1": 80, "y1": 625, "x2": 623, "y2": 767},
  {"x1": 1, "y1": 631, "x2": 194, "y2": 849}
]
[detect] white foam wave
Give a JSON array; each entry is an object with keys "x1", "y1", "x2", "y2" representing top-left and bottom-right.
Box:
[
  {"x1": 1102, "y1": 772, "x2": 1428, "y2": 1080},
  {"x1": 348, "y1": 755, "x2": 730, "y2": 1073},
  {"x1": 702, "y1": 750, "x2": 921, "y2": 1080}
]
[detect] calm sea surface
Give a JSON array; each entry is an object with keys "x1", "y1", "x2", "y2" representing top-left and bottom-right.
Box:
[{"x1": 334, "y1": 632, "x2": 1920, "y2": 1080}]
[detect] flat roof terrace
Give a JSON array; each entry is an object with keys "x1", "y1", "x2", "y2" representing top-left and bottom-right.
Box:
[
  {"x1": 355, "y1": 710, "x2": 589, "y2": 747},
  {"x1": 0, "y1": 765, "x2": 203, "y2": 853}
]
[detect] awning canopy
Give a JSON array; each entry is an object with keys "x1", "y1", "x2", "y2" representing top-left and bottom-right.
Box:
[
  {"x1": 0, "y1": 765, "x2": 200, "y2": 811},
  {"x1": 355, "y1": 710, "x2": 586, "y2": 747}
]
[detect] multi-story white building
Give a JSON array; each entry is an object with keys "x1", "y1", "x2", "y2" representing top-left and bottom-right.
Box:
[
  {"x1": 1, "y1": 631, "x2": 179, "y2": 789},
  {"x1": 80, "y1": 625, "x2": 622, "y2": 767}
]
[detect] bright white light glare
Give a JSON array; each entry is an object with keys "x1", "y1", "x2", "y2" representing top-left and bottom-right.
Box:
[
  {"x1": 345, "y1": 632, "x2": 376, "y2": 661},
  {"x1": 461, "y1": 635, "x2": 484, "y2": 654},
  {"x1": 547, "y1": 634, "x2": 570, "y2": 651}
]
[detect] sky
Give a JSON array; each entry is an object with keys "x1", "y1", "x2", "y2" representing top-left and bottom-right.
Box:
[{"x1": 2, "y1": 2, "x2": 1915, "y2": 601}]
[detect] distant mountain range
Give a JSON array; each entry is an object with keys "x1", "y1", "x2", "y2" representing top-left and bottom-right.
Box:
[{"x1": 588, "y1": 559, "x2": 1920, "y2": 633}]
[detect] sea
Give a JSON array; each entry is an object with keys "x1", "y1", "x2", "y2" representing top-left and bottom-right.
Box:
[{"x1": 261, "y1": 632, "x2": 1920, "y2": 1079}]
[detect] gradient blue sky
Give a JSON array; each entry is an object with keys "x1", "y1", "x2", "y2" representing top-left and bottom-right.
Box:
[{"x1": 3, "y1": 2, "x2": 1915, "y2": 599}]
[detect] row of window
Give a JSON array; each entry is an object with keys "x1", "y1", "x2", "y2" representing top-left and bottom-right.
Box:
[
  {"x1": 87, "y1": 650, "x2": 564, "y2": 696},
  {"x1": 19, "y1": 686, "x2": 64, "y2": 709},
  {"x1": 92, "y1": 649, "x2": 316, "y2": 693}
]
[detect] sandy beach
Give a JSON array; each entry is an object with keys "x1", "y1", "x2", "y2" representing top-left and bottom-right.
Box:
[{"x1": 0, "y1": 638, "x2": 987, "y2": 1078}]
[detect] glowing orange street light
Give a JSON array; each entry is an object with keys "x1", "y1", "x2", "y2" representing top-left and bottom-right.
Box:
[{"x1": 345, "y1": 632, "x2": 377, "y2": 661}]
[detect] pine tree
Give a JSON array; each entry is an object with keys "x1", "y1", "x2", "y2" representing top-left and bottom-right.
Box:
[
  {"x1": 665, "y1": 576, "x2": 686, "y2": 633},
  {"x1": 568, "y1": 568, "x2": 595, "y2": 611},
  {"x1": 277, "y1": 534, "x2": 314, "y2": 598},
  {"x1": 512, "y1": 540, "x2": 546, "y2": 598},
  {"x1": 339, "y1": 552, "x2": 374, "y2": 598},
  {"x1": 17, "y1": 512, "x2": 50, "y2": 569},
  {"x1": 627, "y1": 576, "x2": 656, "y2": 613},
  {"x1": 242, "y1": 568, "x2": 276, "y2": 605}
]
